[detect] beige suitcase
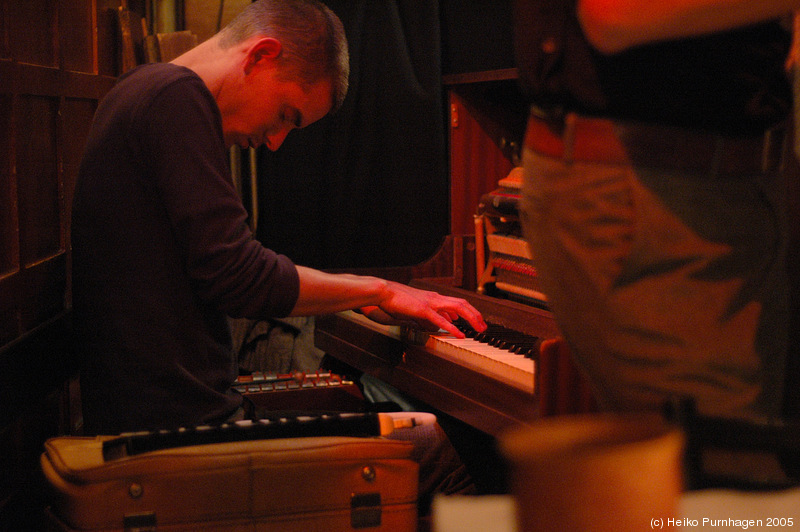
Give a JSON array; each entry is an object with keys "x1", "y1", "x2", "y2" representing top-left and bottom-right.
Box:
[{"x1": 41, "y1": 428, "x2": 418, "y2": 531}]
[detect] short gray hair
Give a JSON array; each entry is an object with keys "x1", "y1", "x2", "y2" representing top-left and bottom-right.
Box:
[{"x1": 218, "y1": 0, "x2": 349, "y2": 112}]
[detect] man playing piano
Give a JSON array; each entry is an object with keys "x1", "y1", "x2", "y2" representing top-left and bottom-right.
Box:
[{"x1": 71, "y1": 0, "x2": 485, "y2": 510}]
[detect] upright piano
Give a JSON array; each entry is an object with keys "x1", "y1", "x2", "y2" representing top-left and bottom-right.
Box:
[
  {"x1": 315, "y1": 281, "x2": 571, "y2": 437},
  {"x1": 314, "y1": 70, "x2": 596, "y2": 438}
]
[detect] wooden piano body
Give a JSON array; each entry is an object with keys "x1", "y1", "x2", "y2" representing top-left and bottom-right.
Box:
[
  {"x1": 314, "y1": 70, "x2": 596, "y2": 437},
  {"x1": 316, "y1": 282, "x2": 558, "y2": 437}
]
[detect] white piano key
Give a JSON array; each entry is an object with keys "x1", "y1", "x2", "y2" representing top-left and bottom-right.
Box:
[
  {"x1": 425, "y1": 334, "x2": 535, "y2": 393},
  {"x1": 336, "y1": 310, "x2": 536, "y2": 393}
]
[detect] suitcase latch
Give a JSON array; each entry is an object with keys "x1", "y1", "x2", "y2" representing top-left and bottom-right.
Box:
[{"x1": 350, "y1": 492, "x2": 381, "y2": 529}]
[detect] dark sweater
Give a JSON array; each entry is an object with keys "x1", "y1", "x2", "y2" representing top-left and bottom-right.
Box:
[{"x1": 72, "y1": 63, "x2": 300, "y2": 434}]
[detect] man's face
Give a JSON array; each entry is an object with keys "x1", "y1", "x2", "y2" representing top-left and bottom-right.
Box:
[{"x1": 221, "y1": 65, "x2": 333, "y2": 151}]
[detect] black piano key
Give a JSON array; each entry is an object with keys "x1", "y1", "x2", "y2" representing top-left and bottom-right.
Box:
[{"x1": 453, "y1": 318, "x2": 541, "y2": 358}]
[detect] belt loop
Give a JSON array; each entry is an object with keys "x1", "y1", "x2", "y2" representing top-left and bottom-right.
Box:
[
  {"x1": 709, "y1": 136, "x2": 724, "y2": 179},
  {"x1": 761, "y1": 126, "x2": 787, "y2": 174},
  {"x1": 563, "y1": 113, "x2": 577, "y2": 164},
  {"x1": 762, "y1": 129, "x2": 773, "y2": 174}
]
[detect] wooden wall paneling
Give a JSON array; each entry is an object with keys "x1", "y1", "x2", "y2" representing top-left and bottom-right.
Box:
[
  {"x1": 17, "y1": 95, "x2": 61, "y2": 267},
  {"x1": 0, "y1": 90, "x2": 15, "y2": 278},
  {"x1": 61, "y1": 0, "x2": 96, "y2": 73},
  {"x1": 7, "y1": 0, "x2": 58, "y2": 68},
  {"x1": 0, "y1": 0, "x2": 7, "y2": 60},
  {"x1": 0, "y1": 0, "x2": 123, "y2": 527},
  {"x1": 63, "y1": 69, "x2": 118, "y2": 102},
  {"x1": 0, "y1": 2, "x2": 120, "y2": 369},
  {"x1": 60, "y1": 97, "x2": 98, "y2": 304},
  {"x1": 15, "y1": 92, "x2": 64, "y2": 332},
  {"x1": 0, "y1": 61, "x2": 20, "y2": 347},
  {"x1": 0, "y1": 63, "x2": 113, "y2": 345},
  {"x1": 0, "y1": 278, "x2": 19, "y2": 347},
  {"x1": 18, "y1": 257, "x2": 67, "y2": 333},
  {"x1": 97, "y1": 0, "x2": 126, "y2": 76}
]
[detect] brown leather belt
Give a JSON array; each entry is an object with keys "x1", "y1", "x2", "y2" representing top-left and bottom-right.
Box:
[{"x1": 524, "y1": 110, "x2": 786, "y2": 177}]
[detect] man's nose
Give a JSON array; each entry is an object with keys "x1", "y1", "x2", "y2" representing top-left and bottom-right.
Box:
[{"x1": 266, "y1": 129, "x2": 291, "y2": 151}]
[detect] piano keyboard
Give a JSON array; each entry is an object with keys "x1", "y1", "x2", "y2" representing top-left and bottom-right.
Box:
[
  {"x1": 337, "y1": 311, "x2": 539, "y2": 394},
  {"x1": 426, "y1": 320, "x2": 538, "y2": 394}
]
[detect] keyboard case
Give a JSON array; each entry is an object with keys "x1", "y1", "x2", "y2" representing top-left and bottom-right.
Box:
[{"x1": 41, "y1": 434, "x2": 418, "y2": 531}]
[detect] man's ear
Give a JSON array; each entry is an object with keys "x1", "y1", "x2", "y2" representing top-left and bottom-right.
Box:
[{"x1": 244, "y1": 37, "x2": 282, "y2": 74}]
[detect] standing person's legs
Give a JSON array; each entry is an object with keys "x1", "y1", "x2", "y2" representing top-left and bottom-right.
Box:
[{"x1": 518, "y1": 113, "x2": 789, "y2": 421}]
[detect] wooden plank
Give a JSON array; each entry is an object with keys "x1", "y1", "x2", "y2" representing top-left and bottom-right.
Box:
[
  {"x1": 7, "y1": 0, "x2": 58, "y2": 68},
  {"x1": 156, "y1": 30, "x2": 197, "y2": 62},
  {"x1": 116, "y1": 7, "x2": 145, "y2": 73},
  {"x1": 61, "y1": 1, "x2": 95, "y2": 73}
]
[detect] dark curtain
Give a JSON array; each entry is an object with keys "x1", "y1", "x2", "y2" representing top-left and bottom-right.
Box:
[{"x1": 253, "y1": 1, "x2": 448, "y2": 270}]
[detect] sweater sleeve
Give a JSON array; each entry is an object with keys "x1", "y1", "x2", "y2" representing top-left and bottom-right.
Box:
[{"x1": 137, "y1": 72, "x2": 299, "y2": 318}]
